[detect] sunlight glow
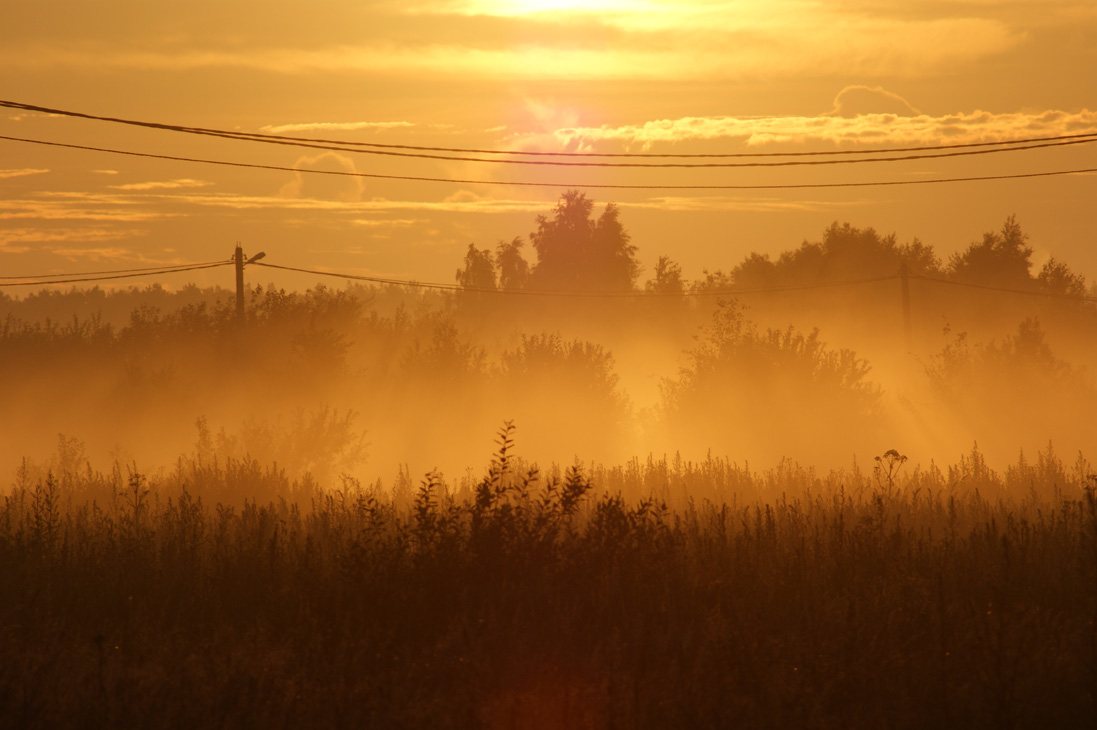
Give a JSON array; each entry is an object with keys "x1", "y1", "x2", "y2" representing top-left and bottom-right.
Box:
[{"x1": 455, "y1": 0, "x2": 660, "y2": 16}]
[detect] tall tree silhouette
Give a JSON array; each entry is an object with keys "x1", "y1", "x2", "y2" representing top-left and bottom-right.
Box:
[
  {"x1": 723, "y1": 221, "x2": 942, "y2": 288},
  {"x1": 495, "y1": 236, "x2": 530, "y2": 290},
  {"x1": 645, "y1": 255, "x2": 685, "y2": 294},
  {"x1": 948, "y1": 215, "x2": 1033, "y2": 287},
  {"x1": 528, "y1": 190, "x2": 640, "y2": 291},
  {"x1": 455, "y1": 244, "x2": 497, "y2": 290}
]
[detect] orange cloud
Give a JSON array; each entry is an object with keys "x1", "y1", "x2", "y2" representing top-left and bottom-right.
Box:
[
  {"x1": 826, "y1": 86, "x2": 920, "y2": 117},
  {"x1": 279, "y1": 153, "x2": 365, "y2": 202},
  {"x1": 0, "y1": 10, "x2": 1018, "y2": 81},
  {"x1": 0, "y1": 227, "x2": 140, "y2": 244},
  {"x1": 0, "y1": 168, "x2": 49, "y2": 179},
  {"x1": 532, "y1": 109, "x2": 1097, "y2": 150},
  {"x1": 618, "y1": 196, "x2": 876, "y2": 214},
  {"x1": 0, "y1": 194, "x2": 177, "y2": 222},
  {"x1": 260, "y1": 121, "x2": 420, "y2": 134},
  {"x1": 110, "y1": 179, "x2": 214, "y2": 191}
]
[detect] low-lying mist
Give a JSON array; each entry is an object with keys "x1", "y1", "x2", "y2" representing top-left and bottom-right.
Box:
[
  {"x1": 3, "y1": 203, "x2": 1095, "y2": 488},
  {"x1": 2, "y1": 272, "x2": 1093, "y2": 490}
]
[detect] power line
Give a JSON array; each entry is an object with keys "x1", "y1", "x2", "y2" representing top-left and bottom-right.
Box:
[
  {"x1": 252, "y1": 260, "x2": 898, "y2": 298},
  {"x1": 0, "y1": 259, "x2": 233, "y2": 280},
  {"x1": 65, "y1": 127, "x2": 1097, "y2": 169},
  {"x1": 4, "y1": 134, "x2": 1097, "y2": 191},
  {"x1": 2, "y1": 99, "x2": 1094, "y2": 168},
  {"x1": 4, "y1": 254, "x2": 1091, "y2": 304},
  {"x1": 0, "y1": 261, "x2": 233, "y2": 288},
  {"x1": 252, "y1": 262, "x2": 1097, "y2": 303},
  {"x1": 4, "y1": 98, "x2": 1097, "y2": 159},
  {"x1": 912, "y1": 274, "x2": 1097, "y2": 303}
]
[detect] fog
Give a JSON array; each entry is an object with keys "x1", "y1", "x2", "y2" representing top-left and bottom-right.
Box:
[{"x1": 2, "y1": 201, "x2": 1095, "y2": 491}]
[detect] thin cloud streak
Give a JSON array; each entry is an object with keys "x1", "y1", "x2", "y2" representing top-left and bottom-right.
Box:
[
  {"x1": 261, "y1": 121, "x2": 420, "y2": 134},
  {"x1": 0, "y1": 12, "x2": 1017, "y2": 81},
  {"x1": 10, "y1": 188, "x2": 876, "y2": 219},
  {"x1": 0, "y1": 168, "x2": 49, "y2": 179},
  {"x1": 0, "y1": 227, "x2": 142, "y2": 244},
  {"x1": 0, "y1": 197, "x2": 177, "y2": 222},
  {"x1": 531, "y1": 109, "x2": 1097, "y2": 150},
  {"x1": 618, "y1": 196, "x2": 877, "y2": 213},
  {"x1": 110, "y1": 179, "x2": 215, "y2": 191}
]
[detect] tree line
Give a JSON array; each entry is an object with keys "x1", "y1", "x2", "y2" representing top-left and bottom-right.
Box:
[{"x1": 455, "y1": 191, "x2": 1092, "y2": 298}]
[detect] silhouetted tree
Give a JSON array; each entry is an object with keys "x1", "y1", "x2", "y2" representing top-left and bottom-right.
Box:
[
  {"x1": 728, "y1": 252, "x2": 779, "y2": 289},
  {"x1": 456, "y1": 244, "x2": 497, "y2": 290},
  {"x1": 529, "y1": 190, "x2": 640, "y2": 291},
  {"x1": 725, "y1": 222, "x2": 942, "y2": 288},
  {"x1": 499, "y1": 332, "x2": 625, "y2": 412},
  {"x1": 948, "y1": 215, "x2": 1033, "y2": 287},
  {"x1": 897, "y1": 237, "x2": 943, "y2": 277},
  {"x1": 645, "y1": 255, "x2": 685, "y2": 294},
  {"x1": 1037, "y1": 256, "x2": 1087, "y2": 297},
  {"x1": 690, "y1": 268, "x2": 736, "y2": 294},
  {"x1": 660, "y1": 299, "x2": 880, "y2": 457},
  {"x1": 495, "y1": 236, "x2": 530, "y2": 290}
]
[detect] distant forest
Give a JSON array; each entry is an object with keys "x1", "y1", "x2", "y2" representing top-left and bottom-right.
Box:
[
  {"x1": 1, "y1": 192, "x2": 1095, "y2": 475},
  {"x1": 453, "y1": 191, "x2": 1093, "y2": 298}
]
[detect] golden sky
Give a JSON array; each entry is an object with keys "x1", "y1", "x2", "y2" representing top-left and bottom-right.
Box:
[{"x1": 1, "y1": 0, "x2": 1096, "y2": 288}]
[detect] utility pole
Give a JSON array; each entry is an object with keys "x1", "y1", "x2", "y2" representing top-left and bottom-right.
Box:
[
  {"x1": 234, "y1": 243, "x2": 245, "y2": 322},
  {"x1": 900, "y1": 263, "x2": 912, "y2": 352},
  {"x1": 233, "y1": 244, "x2": 266, "y2": 324}
]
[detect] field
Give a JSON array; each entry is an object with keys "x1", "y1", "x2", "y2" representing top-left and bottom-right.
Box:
[{"x1": 3, "y1": 432, "x2": 1095, "y2": 729}]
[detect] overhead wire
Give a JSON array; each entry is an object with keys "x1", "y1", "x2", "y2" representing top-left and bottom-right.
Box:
[
  {"x1": 0, "y1": 261, "x2": 233, "y2": 287},
  {"x1": 0, "y1": 258, "x2": 234, "y2": 280},
  {"x1": 254, "y1": 262, "x2": 1097, "y2": 302},
  {"x1": 3, "y1": 256, "x2": 1092, "y2": 304},
  {"x1": 252, "y1": 260, "x2": 899, "y2": 298},
  {"x1": 2, "y1": 99, "x2": 1095, "y2": 168},
  {"x1": 3, "y1": 98, "x2": 1097, "y2": 159},
  {"x1": 911, "y1": 274, "x2": 1097, "y2": 302},
  {"x1": 3, "y1": 134, "x2": 1097, "y2": 191},
  {"x1": 51, "y1": 127, "x2": 1097, "y2": 168}
]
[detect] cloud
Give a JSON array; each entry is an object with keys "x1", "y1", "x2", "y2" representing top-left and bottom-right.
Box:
[
  {"x1": 82, "y1": 187, "x2": 874, "y2": 216},
  {"x1": 50, "y1": 246, "x2": 144, "y2": 261},
  {"x1": 826, "y1": 86, "x2": 920, "y2": 117},
  {"x1": 260, "y1": 121, "x2": 418, "y2": 134},
  {"x1": 162, "y1": 191, "x2": 549, "y2": 215},
  {"x1": 0, "y1": 10, "x2": 1018, "y2": 82},
  {"x1": 0, "y1": 168, "x2": 49, "y2": 179},
  {"x1": 526, "y1": 108, "x2": 1097, "y2": 150},
  {"x1": 109, "y1": 178, "x2": 214, "y2": 191},
  {"x1": 350, "y1": 218, "x2": 425, "y2": 227},
  {"x1": 278, "y1": 152, "x2": 365, "y2": 202},
  {"x1": 0, "y1": 227, "x2": 141, "y2": 244},
  {"x1": 0, "y1": 195, "x2": 176, "y2": 222},
  {"x1": 617, "y1": 196, "x2": 877, "y2": 213}
]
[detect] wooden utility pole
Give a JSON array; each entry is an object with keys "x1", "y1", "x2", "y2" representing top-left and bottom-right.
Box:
[
  {"x1": 900, "y1": 263, "x2": 912, "y2": 351},
  {"x1": 235, "y1": 243, "x2": 245, "y2": 322}
]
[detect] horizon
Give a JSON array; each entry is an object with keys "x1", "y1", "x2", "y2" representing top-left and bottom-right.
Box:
[{"x1": 2, "y1": 1, "x2": 1096, "y2": 291}]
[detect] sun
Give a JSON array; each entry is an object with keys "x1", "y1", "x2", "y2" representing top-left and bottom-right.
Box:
[{"x1": 457, "y1": 0, "x2": 657, "y2": 16}]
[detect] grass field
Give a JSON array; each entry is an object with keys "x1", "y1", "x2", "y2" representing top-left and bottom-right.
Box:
[{"x1": 3, "y1": 432, "x2": 1095, "y2": 729}]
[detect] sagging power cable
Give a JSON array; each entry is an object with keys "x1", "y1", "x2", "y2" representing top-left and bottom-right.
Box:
[
  {"x1": 4, "y1": 134, "x2": 1097, "y2": 191},
  {"x1": 0, "y1": 260, "x2": 233, "y2": 287},
  {"x1": 2, "y1": 99, "x2": 1095, "y2": 168},
  {"x1": 252, "y1": 260, "x2": 898, "y2": 298}
]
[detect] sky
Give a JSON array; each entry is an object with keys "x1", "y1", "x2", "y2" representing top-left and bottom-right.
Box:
[{"x1": 1, "y1": 0, "x2": 1096, "y2": 291}]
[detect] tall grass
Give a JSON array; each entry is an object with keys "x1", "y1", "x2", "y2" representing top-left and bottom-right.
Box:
[{"x1": 2, "y1": 433, "x2": 1095, "y2": 729}]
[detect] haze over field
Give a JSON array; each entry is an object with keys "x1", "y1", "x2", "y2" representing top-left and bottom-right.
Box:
[
  {"x1": 2, "y1": 198, "x2": 1094, "y2": 484},
  {"x1": 1, "y1": 0, "x2": 1095, "y2": 477}
]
